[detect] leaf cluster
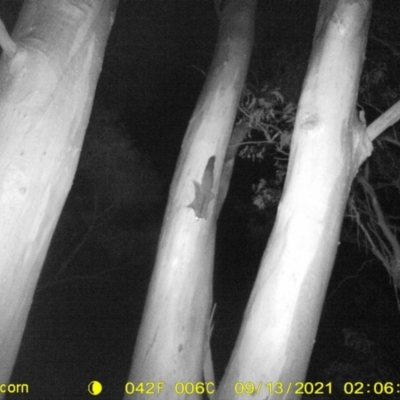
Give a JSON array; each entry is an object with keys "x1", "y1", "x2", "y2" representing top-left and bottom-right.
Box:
[{"x1": 235, "y1": 82, "x2": 295, "y2": 210}]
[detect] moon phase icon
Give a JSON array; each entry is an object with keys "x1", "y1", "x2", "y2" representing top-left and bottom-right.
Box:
[{"x1": 88, "y1": 381, "x2": 102, "y2": 396}]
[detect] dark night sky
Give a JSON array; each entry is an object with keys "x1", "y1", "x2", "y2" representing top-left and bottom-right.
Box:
[{"x1": 3, "y1": 1, "x2": 400, "y2": 399}]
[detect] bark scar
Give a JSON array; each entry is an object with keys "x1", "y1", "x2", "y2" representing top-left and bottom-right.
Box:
[{"x1": 188, "y1": 156, "x2": 215, "y2": 220}]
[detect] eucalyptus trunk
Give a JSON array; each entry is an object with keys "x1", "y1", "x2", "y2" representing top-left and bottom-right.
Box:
[
  {"x1": 217, "y1": 1, "x2": 374, "y2": 398},
  {"x1": 0, "y1": 0, "x2": 118, "y2": 385},
  {"x1": 126, "y1": 1, "x2": 256, "y2": 399}
]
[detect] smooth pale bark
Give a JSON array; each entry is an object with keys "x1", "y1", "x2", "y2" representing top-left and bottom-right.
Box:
[
  {"x1": 0, "y1": 0, "x2": 118, "y2": 385},
  {"x1": 126, "y1": 1, "x2": 256, "y2": 399},
  {"x1": 217, "y1": 1, "x2": 373, "y2": 398}
]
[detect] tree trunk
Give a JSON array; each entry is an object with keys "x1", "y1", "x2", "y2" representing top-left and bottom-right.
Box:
[
  {"x1": 0, "y1": 0, "x2": 118, "y2": 385},
  {"x1": 125, "y1": 1, "x2": 256, "y2": 399},
  {"x1": 216, "y1": 1, "x2": 373, "y2": 399}
]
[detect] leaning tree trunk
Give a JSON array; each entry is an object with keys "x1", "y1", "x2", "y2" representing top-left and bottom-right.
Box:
[
  {"x1": 125, "y1": 1, "x2": 256, "y2": 399},
  {"x1": 0, "y1": 0, "x2": 118, "y2": 385},
  {"x1": 216, "y1": 1, "x2": 374, "y2": 399}
]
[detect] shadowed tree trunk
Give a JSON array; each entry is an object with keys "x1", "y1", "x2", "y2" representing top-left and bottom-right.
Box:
[
  {"x1": 0, "y1": 0, "x2": 118, "y2": 386},
  {"x1": 125, "y1": 0, "x2": 256, "y2": 398},
  {"x1": 216, "y1": 1, "x2": 375, "y2": 398}
]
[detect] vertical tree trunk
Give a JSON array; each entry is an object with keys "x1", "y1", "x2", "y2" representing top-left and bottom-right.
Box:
[
  {"x1": 0, "y1": 0, "x2": 118, "y2": 385},
  {"x1": 126, "y1": 1, "x2": 256, "y2": 399},
  {"x1": 216, "y1": 1, "x2": 373, "y2": 398}
]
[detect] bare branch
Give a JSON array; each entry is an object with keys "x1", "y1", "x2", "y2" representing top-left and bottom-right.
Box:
[
  {"x1": 370, "y1": 34, "x2": 400, "y2": 57},
  {"x1": 358, "y1": 176, "x2": 400, "y2": 289},
  {"x1": 367, "y1": 99, "x2": 400, "y2": 141}
]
